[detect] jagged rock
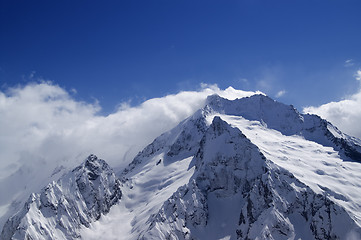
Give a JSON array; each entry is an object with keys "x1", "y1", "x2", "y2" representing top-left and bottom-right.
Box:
[
  {"x1": 141, "y1": 180, "x2": 207, "y2": 240},
  {"x1": 1, "y1": 154, "x2": 122, "y2": 240}
]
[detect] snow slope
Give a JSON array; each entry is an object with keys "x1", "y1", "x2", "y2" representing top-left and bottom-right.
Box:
[
  {"x1": 217, "y1": 114, "x2": 361, "y2": 227},
  {"x1": 80, "y1": 109, "x2": 208, "y2": 239},
  {"x1": 205, "y1": 94, "x2": 361, "y2": 161}
]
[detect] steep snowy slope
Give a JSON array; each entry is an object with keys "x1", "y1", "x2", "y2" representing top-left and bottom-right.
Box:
[
  {"x1": 217, "y1": 115, "x2": 361, "y2": 228},
  {"x1": 80, "y1": 110, "x2": 209, "y2": 239},
  {"x1": 141, "y1": 117, "x2": 360, "y2": 240},
  {"x1": 1, "y1": 155, "x2": 122, "y2": 240},
  {"x1": 205, "y1": 94, "x2": 361, "y2": 161},
  {"x1": 3, "y1": 93, "x2": 361, "y2": 240}
]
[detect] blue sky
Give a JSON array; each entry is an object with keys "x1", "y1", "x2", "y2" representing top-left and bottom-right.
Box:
[{"x1": 1, "y1": 0, "x2": 361, "y2": 113}]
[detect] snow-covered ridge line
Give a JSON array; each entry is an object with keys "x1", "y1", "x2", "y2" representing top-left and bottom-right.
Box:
[
  {"x1": 205, "y1": 94, "x2": 361, "y2": 162},
  {"x1": 120, "y1": 108, "x2": 208, "y2": 179},
  {"x1": 1, "y1": 155, "x2": 122, "y2": 240}
]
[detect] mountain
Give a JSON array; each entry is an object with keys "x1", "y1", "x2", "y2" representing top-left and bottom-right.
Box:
[
  {"x1": 204, "y1": 94, "x2": 361, "y2": 161},
  {"x1": 1, "y1": 155, "x2": 122, "y2": 240},
  {"x1": 2, "y1": 94, "x2": 361, "y2": 239},
  {"x1": 141, "y1": 116, "x2": 359, "y2": 239}
]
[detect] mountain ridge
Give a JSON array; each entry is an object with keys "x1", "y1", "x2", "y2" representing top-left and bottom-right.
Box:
[{"x1": 1, "y1": 155, "x2": 122, "y2": 240}]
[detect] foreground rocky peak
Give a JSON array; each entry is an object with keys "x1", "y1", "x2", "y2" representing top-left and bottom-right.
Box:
[{"x1": 1, "y1": 155, "x2": 122, "y2": 240}]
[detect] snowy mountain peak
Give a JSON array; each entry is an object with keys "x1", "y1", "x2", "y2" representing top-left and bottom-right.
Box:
[
  {"x1": 205, "y1": 94, "x2": 303, "y2": 135},
  {"x1": 1, "y1": 155, "x2": 122, "y2": 240},
  {"x1": 77, "y1": 154, "x2": 112, "y2": 181},
  {"x1": 205, "y1": 94, "x2": 361, "y2": 162}
]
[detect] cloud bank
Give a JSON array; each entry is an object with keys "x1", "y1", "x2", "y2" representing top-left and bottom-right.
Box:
[
  {"x1": 0, "y1": 81, "x2": 261, "y2": 227},
  {"x1": 304, "y1": 70, "x2": 361, "y2": 139},
  {"x1": 0, "y1": 82, "x2": 260, "y2": 175}
]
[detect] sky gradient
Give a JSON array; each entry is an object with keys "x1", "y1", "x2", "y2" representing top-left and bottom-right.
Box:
[{"x1": 1, "y1": 0, "x2": 361, "y2": 113}]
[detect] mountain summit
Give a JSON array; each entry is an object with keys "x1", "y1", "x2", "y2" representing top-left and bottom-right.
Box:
[
  {"x1": 2, "y1": 94, "x2": 361, "y2": 239},
  {"x1": 1, "y1": 155, "x2": 122, "y2": 239}
]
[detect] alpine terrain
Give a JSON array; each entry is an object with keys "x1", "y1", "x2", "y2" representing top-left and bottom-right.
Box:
[{"x1": 2, "y1": 93, "x2": 361, "y2": 240}]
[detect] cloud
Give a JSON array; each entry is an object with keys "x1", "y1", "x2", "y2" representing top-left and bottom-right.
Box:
[
  {"x1": 253, "y1": 64, "x2": 287, "y2": 99},
  {"x1": 238, "y1": 78, "x2": 249, "y2": 86},
  {"x1": 0, "y1": 81, "x2": 260, "y2": 227},
  {"x1": 256, "y1": 80, "x2": 271, "y2": 91},
  {"x1": 275, "y1": 90, "x2": 286, "y2": 98},
  {"x1": 303, "y1": 70, "x2": 361, "y2": 139},
  {"x1": 355, "y1": 69, "x2": 361, "y2": 81},
  {"x1": 240, "y1": 78, "x2": 248, "y2": 83},
  {"x1": 29, "y1": 71, "x2": 36, "y2": 79},
  {"x1": 345, "y1": 59, "x2": 355, "y2": 67}
]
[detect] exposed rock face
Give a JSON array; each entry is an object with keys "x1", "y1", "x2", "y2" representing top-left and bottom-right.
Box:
[
  {"x1": 142, "y1": 179, "x2": 208, "y2": 240},
  {"x1": 1, "y1": 155, "x2": 122, "y2": 240}
]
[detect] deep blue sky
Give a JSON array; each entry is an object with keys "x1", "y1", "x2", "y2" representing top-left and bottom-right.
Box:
[{"x1": 1, "y1": 0, "x2": 361, "y2": 113}]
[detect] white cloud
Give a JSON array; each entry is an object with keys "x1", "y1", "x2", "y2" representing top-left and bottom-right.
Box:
[
  {"x1": 70, "y1": 88, "x2": 77, "y2": 94},
  {"x1": 275, "y1": 90, "x2": 286, "y2": 98},
  {"x1": 345, "y1": 59, "x2": 355, "y2": 67},
  {"x1": 255, "y1": 64, "x2": 285, "y2": 93},
  {"x1": 29, "y1": 71, "x2": 36, "y2": 79},
  {"x1": 238, "y1": 78, "x2": 249, "y2": 86},
  {"x1": 256, "y1": 80, "x2": 270, "y2": 91},
  {"x1": 355, "y1": 69, "x2": 361, "y2": 81},
  {"x1": 303, "y1": 70, "x2": 361, "y2": 139},
  {"x1": 0, "y1": 81, "x2": 260, "y2": 226}
]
